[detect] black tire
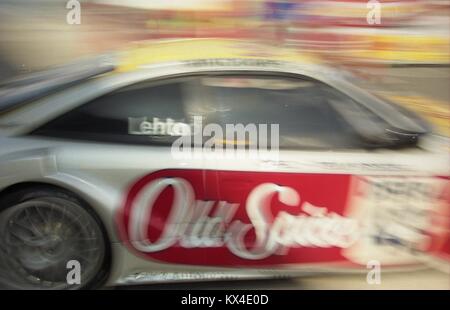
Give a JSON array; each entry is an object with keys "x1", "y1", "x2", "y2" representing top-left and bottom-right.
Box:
[{"x1": 0, "y1": 185, "x2": 111, "y2": 289}]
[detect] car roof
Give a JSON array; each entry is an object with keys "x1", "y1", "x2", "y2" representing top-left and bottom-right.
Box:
[
  {"x1": 0, "y1": 39, "x2": 429, "y2": 138},
  {"x1": 0, "y1": 39, "x2": 332, "y2": 116}
]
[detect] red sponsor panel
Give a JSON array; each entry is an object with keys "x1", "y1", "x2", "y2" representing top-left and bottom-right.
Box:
[
  {"x1": 118, "y1": 169, "x2": 450, "y2": 268},
  {"x1": 118, "y1": 169, "x2": 358, "y2": 266}
]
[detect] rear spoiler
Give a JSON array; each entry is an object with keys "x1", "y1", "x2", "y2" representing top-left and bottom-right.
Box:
[{"x1": 0, "y1": 55, "x2": 116, "y2": 113}]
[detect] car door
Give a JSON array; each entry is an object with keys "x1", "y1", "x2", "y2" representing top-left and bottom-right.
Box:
[{"x1": 189, "y1": 73, "x2": 450, "y2": 270}]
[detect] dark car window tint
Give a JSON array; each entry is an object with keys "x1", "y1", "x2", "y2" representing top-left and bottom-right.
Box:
[
  {"x1": 33, "y1": 74, "x2": 380, "y2": 149},
  {"x1": 33, "y1": 78, "x2": 194, "y2": 145},
  {"x1": 198, "y1": 76, "x2": 363, "y2": 149}
]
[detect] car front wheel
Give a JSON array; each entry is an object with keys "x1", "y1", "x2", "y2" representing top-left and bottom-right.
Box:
[{"x1": 0, "y1": 186, "x2": 109, "y2": 289}]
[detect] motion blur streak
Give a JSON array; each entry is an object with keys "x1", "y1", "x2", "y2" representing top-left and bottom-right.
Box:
[
  {"x1": 0, "y1": 1, "x2": 449, "y2": 75},
  {"x1": 0, "y1": 0, "x2": 449, "y2": 290}
]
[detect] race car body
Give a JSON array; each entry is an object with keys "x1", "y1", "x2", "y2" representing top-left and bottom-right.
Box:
[{"x1": 0, "y1": 40, "x2": 448, "y2": 289}]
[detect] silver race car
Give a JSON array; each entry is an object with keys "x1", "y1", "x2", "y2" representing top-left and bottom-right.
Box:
[{"x1": 0, "y1": 41, "x2": 448, "y2": 289}]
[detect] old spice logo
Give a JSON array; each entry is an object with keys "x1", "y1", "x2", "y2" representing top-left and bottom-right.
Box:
[{"x1": 125, "y1": 177, "x2": 359, "y2": 260}]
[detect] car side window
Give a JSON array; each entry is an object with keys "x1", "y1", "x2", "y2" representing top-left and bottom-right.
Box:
[
  {"x1": 32, "y1": 77, "x2": 197, "y2": 145},
  {"x1": 33, "y1": 73, "x2": 382, "y2": 150},
  {"x1": 197, "y1": 75, "x2": 364, "y2": 149}
]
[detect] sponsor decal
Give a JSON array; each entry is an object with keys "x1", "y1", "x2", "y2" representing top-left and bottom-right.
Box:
[
  {"x1": 185, "y1": 58, "x2": 282, "y2": 68},
  {"x1": 128, "y1": 117, "x2": 194, "y2": 136},
  {"x1": 344, "y1": 176, "x2": 450, "y2": 267},
  {"x1": 119, "y1": 170, "x2": 358, "y2": 265},
  {"x1": 118, "y1": 170, "x2": 449, "y2": 267}
]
